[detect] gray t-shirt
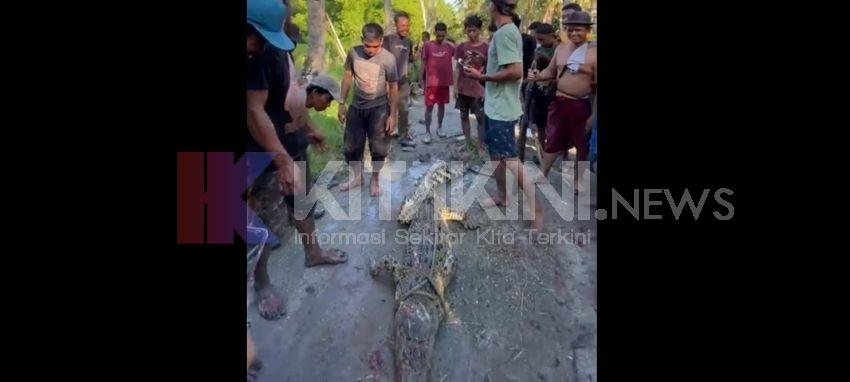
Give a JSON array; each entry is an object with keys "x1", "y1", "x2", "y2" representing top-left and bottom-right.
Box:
[
  {"x1": 345, "y1": 46, "x2": 399, "y2": 109},
  {"x1": 382, "y1": 34, "x2": 412, "y2": 81}
]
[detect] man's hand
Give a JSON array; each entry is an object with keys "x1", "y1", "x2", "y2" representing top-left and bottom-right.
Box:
[
  {"x1": 338, "y1": 103, "x2": 348, "y2": 123},
  {"x1": 585, "y1": 116, "x2": 594, "y2": 134},
  {"x1": 385, "y1": 114, "x2": 397, "y2": 134},
  {"x1": 463, "y1": 66, "x2": 484, "y2": 81},
  {"x1": 307, "y1": 130, "x2": 328, "y2": 152},
  {"x1": 277, "y1": 160, "x2": 304, "y2": 195},
  {"x1": 527, "y1": 69, "x2": 540, "y2": 82}
]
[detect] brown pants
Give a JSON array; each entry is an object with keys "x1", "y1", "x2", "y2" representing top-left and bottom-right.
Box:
[{"x1": 396, "y1": 81, "x2": 411, "y2": 139}]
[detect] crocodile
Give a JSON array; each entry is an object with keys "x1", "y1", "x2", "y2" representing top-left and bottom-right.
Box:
[
  {"x1": 397, "y1": 159, "x2": 480, "y2": 230},
  {"x1": 371, "y1": 197, "x2": 455, "y2": 382}
]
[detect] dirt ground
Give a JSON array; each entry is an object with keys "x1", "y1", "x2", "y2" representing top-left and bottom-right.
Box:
[{"x1": 249, "y1": 94, "x2": 597, "y2": 382}]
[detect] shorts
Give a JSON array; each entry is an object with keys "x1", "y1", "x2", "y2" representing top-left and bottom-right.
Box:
[
  {"x1": 425, "y1": 86, "x2": 450, "y2": 107},
  {"x1": 455, "y1": 94, "x2": 484, "y2": 118},
  {"x1": 248, "y1": 149, "x2": 314, "y2": 223},
  {"x1": 484, "y1": 116, "x2": 518, "y2": 159},
  {"x1": 344, "y1": 104, "x2": 390, "y2": 163},
  {"x1": 544, "y1": 96, "x2": 592, "y2": 161}
]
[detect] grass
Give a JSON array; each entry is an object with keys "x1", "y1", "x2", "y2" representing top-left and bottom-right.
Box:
[{"x1": 307, "y1": 103, "x2": 344, "y2": 176}]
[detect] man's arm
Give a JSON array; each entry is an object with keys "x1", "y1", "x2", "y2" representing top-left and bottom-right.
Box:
[
  {"x1": 531, "y1": 45, "x2": 559, "y2": 82},
  {"x1": 247, "y1": 90, "x2": 293, "y2": 169},
  {"x1": 482, "y1": 62, "x2": 522, "y2": 82},
  {"x1": 339, "y1": 70, "x2": 353, "y2": 122},
  {"x1": 586, "y1": 58, "x2": 597, "y2": 132},
  {"x1": 247, "y1": 89, "x2": 302, "y2": 194},
  {"x1": 339, "y1": 51, "x2": 354, "y2": 122},
  {"x1": 388, "y1": 82, "x2": 398, "y2": 118},
  {"x1": 386, "y1": 57, "x2": 399, "y2": 133},
  {"x1": 465, "y1": 32, "x2": 523, "y2": 82},
  {"x1": 453, "y1": 46, "x2": 460, "y2": 98}
]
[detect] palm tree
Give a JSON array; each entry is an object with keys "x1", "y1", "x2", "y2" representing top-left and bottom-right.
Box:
[
  {"x1": 307, "y1": 0, "x2": 326, "y2": 72},
  {"x1": 384, "y1": 0, "x2": 395, "y2": 34},
  {"x1": 542, "y1": 0, "x2": 558, "y2": 24}
]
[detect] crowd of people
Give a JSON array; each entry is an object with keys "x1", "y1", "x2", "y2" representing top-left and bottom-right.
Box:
[{"x1": 244, "y1": 0, "x2": 596, "y2": 374}]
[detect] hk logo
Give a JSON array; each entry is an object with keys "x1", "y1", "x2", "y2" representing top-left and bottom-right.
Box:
[{"x1": 176, "y1": 152, "x2": 275, "y2": 245}]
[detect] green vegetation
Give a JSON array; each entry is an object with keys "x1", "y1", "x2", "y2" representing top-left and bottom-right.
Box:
[{"x1": 285, "y1": 0, "x2": 598, "y2": 174}]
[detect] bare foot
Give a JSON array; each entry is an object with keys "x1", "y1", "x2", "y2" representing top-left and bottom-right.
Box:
[
  {"x1": 305, "y1": 248, "x2": 349, "y2": 267},
  {"x1": 247, "y1": 358, "x2": 263, "y2": 382},
  {"x1": 531, "y1": 208, "x2": 545, "y2": 231},
  {"x1": 370, "y1": 179, "x2": 382, "y2": 197},
  {"x1": 480, "y1": 197, "x2": 506, "y2": 208},
  {"x1": 339, "y1": 176, "x2": 362, "y2": 192},
  {"x1": 257, "y1": 284, "x2": 285, "y2": 320}
]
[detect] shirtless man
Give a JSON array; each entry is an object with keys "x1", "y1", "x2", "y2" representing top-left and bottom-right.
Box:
[{"x1": 527, "y1": 10, "x2": 596, "y2": 194}]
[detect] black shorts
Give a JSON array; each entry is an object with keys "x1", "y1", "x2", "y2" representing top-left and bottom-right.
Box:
[
  {"x1": 344, "y1": 104, "x2": 390, "y2": 163},
  {"x1": 455, "y1": 94, "x2": 484, "y2": 118},
  {"x1": 528, "y1": 87, "x2": 551, "y2": 132},
  {"x1": 248, "y1": 146, "x2": 313, "y2": 219}
]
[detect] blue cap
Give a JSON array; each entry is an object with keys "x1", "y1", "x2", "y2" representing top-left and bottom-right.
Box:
[{"x1": 247, "y1": 0, "x2": 294, "y2": 51}]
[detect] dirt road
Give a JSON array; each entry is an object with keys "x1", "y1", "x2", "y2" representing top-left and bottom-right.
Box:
[{"x1": 250, "y1": 94, "x2": 597, "y2": 381}]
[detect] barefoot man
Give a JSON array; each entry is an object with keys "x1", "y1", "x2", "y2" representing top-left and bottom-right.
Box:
[
  {"x1": 246, "y1": 0, "x2": 348, "y2": 321},
  {"x1": 421, "y1": 22, "x2": 454, "y2": 144},
  {"x1": 454, "y1": 14, "x2": 489, "y2": 157},
  {"x1": 338, "y1": 23, "x2": 398, "y2": 197},
  {"x1": 463, "y1": 0, "x2": 544, "y2": 230},
  {"x1": 383, "y1": 11, "x2": 417, "y2": 148},
  {"x1": 527, "y1": 9, "x2": 597, "y2": 193}
]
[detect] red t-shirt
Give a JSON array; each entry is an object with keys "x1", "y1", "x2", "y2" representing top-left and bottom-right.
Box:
[
  {"x1": 454, "y1": 41, "x2": 489, "y2": 98},
  {"x1": 423, "y1": 41, "x2": 454, "y2": 87}
]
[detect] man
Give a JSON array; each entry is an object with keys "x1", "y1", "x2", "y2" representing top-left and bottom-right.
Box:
[
  {"x1": 527, "y1": 10, "x2": 596, "y2": 193},
  {"x1": 421, "y1": 22, "x2": 454, "y2": 144},
  {"x1": 247, "y1": 0, "x2": 349, "y2": 322},
  {"x1": 525, "y1": 23, "x2": 558, "y2": 160},
  {"x1": 514, "y1": 13, "x2": 537, "y2": 161},
  {"x1": 515, "y1": 14, "x2": 536, "y2": 82},
  {"x1": 453, "y1": 14, "x2": 489, "y2": 157},
  {"x1": 464, "y1": 0, "x2": 544, "y2": 231},
  {"x1": 338, "y1": 23, "x2": 399, "y2": 197},
  {"x1": 383, "y1": 11, "x2": 417, "y2": 148}
]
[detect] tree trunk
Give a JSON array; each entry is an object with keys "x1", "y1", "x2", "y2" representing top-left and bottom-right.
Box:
[
  {"x1": 384, "y1": 0, "x2": 395, "y2": 35},
  {"x1": 542, "y1": 0, "x2": 558, "y2": 24},
  {"x1": 307, "y1": 0, "x2": 326, "y2": 72},
  {"x1": 419, "y1": 0, "x2": 429, "y2": 31},
  {"x1": 426, "y1": 0, "x2": 437, "y2": 32}
]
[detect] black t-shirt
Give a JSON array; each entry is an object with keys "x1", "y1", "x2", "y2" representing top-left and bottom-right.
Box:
[
  {"x1": 246, "y1": 47, "x2": 307, "y2": 161},
  {"x1": 521, "y1": 33, "x2": 536, "y2": 78}
]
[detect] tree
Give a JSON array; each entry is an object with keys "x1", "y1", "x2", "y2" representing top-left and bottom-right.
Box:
[
  {"x1": 384, "y1": 0, "x2": 395, "y2": 34},
  {"x1": 542, "y1": 0, "x2": 558, "y2": 24},
  {"x1": 426, "y1": 0, "x2": 437, "y2": 31},
  {"x1": 307, "y1": 0, "x2": 327, "y2": 72}
]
